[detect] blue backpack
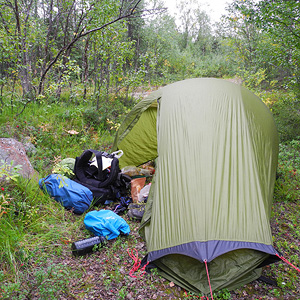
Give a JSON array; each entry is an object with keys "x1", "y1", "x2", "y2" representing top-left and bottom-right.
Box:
[{"x1": 39, "y1": 174, "x2": 93, "y2": 214}]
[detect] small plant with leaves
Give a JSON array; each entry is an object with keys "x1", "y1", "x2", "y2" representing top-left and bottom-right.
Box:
[
  {"x1": 0, "y1": 160, "x2": 22, "y2": 182},
  {"x1": 214, "y1": 288, "x2": 232, "y2": 299},
  {"x1": 0, "y1": 190, "x2": 10, "y2": 218},
  {"x1": 52, "y1": 164, "x2": 75, "y2": 178},
  {"x1": 118, "y1": 286, "x2": 127, "y2": 299}
]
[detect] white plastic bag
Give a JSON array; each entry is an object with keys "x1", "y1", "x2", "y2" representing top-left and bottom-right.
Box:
[
  {"x1": 138, "y1": 183, "x2": 151, "y2": 203},
  {"x1": 90, "y1": 150, "x2": 124, "y2": 170}
]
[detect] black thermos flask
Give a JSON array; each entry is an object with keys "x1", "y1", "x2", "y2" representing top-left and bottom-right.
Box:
[{"x1": 71, "y1": 236, "x2": 107, "y2": 256}]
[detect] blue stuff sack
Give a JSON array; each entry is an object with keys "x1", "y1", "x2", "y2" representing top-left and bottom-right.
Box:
[
  {"x1": 84, "y1": 210, "x2": 130, "y2": 240},
  {"x1": 39, "y1": 174, "x2": 93, "y2": 214}
]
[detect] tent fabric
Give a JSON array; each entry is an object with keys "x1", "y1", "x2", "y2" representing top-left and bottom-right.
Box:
[
  {"x1": 113, "y1": 91, "x2": 160, "y2": 168},
  {"x1": 154, "y1": 249, "x2": 268, "y2": 295},
  {"x1": 113, "y1": 78, "x2": 279, "y2": 294}
]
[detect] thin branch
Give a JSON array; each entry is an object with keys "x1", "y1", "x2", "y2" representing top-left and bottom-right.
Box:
[
  {"x1": 73, "y1": 4, "x2": 94, "y2": 38},
  {"x1": 24, "y1": 0, "x2": 34, "y2": 24},
  {"x1": 13, "y1": 0, "x2": 21, "y2": 35},
  {"x1": 3, "y1": 0, "x2": 14, "y2": 9},
  {"x1": 130, "y1": 0, "x2": 141, "y2": 14},
  {"x1": 119, "y1": 0, "x2": 125, "y2": 17},
  {"x1": 62, "y1": 0, "x2": 76, "y2": 46},
  {"x1": 16, "y1": 99, "x2": 32, "y2": 116}
]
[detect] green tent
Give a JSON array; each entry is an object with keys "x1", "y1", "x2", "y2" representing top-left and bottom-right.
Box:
[{"x1": 113, "y1": 78, "x2": 279, "y2": 295}]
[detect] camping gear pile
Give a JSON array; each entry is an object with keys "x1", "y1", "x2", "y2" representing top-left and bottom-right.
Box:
[
  {"x1": 39, "y1": 150, "x2": 133, "y2": 215},
  {"x1": 39, "y1": 148, "x2": 152, "y2": 243},
  {"x1": 38, "y1": 78, "x2": 299, "y2": 296}
]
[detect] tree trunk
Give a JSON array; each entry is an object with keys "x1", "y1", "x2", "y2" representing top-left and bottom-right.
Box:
[
  {"x1": 82, "y1": 36, "x2": 91, "y2": 100},
  {"x1": 14, "y1": 0, "x2": 34, "y2": 99},
  {"x1": 19, "y1": 50, "x2": 33, "y2": 98}
]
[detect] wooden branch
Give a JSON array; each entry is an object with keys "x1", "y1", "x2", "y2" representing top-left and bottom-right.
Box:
[
  {"x1": 13, "y1": 0, "x2": 21, "y2": 35},
  {"x1": 24, "y1": 0, "x2": 34, "y2": 23},
  {"x1": 0, "y1": 11, "x2": 11, "y2": 34}
]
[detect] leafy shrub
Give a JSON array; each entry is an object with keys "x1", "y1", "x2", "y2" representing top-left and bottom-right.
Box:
[
  {"x1": 82, "y1": 106, "x2": 104, "y2": 129},
  {"x1": 274, "y1": 140, "x2": 300, "y2": 202},
  {"x1": 97, "y1": 96, "x2": 131, "y2": 129},
  {"x1": 237, "y1": 68, "x2": 267, "y2": 89},
  {"x1": 272, "y1": 97, "x2": 300, "y2": 142},
  {"x1": 258, "y1": 89, "x2": 300, "y2": 143},
  {"x1": 83, "y1": 95, "x2": 133, "y2": 132},
  {"x1": 194, "y1": 54, "x2": 234, "y2": 78}
]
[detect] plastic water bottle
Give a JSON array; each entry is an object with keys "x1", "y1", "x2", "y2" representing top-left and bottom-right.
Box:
[{"x1": 71, "y1": 236, "x2": 107, "y2": 256}]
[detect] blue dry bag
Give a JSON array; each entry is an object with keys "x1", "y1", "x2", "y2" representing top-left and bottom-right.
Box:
[
  {"x1": 39, "y1": 174, "x2": 93, "y2": 214},
  {"x1": 84, "y1": 210, "x2": 130, "y2": 240}
]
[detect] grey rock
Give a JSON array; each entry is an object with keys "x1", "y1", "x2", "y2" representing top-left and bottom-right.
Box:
[{"x1": 0, "y1": 138, "x2": 38, "y2": 181}]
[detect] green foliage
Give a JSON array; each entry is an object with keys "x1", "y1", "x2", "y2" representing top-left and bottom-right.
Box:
[
  {"x1": 228, "y1": 0, "x2": 300, "y2": 93},
  {"x1": 274, "y1": 140, "x2": 300, "y2": 202},
  {"x1": 52, "y1": 158, "x2": 75, "y2": 178},
  {"x1": 237, "y1": 68, "x2": 266, "y2": 89},
  {"x1": 1, "y1": 0, "x2": 300, "y2": 115},
  {"x1": 0, "y1": 0, "x2": 149, "y2": 114},
  {"x1": 0, "y1": 101, "x2": 118, "y2": 176},
  {"x1": 194, "y1": 54, "x2": 234, "y2": 79},
  {"x1": 271, "y1": 95, "x2": 300, "y2": 142},
  {"x1": 55, "y1": 105, "x2": 83, "y2": 123},
  {"x1": 259, "y1": 89, "x2": 300, "y2": 202},
  {"x1": 43, "y1": 59, "x2": 82, "y2": 101},
  {"x1": 83, "y1": 95, "x2": 133, "y2": 132},
  {"x1": 223, "y1": 0, "x2": 263, "y2": 73},
  {"x1": 214, "y1": 288, "x2": 232, "y2": 299},
  {"x1": 0, "y1": 177, "x2": 57, "y2": 274}
]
